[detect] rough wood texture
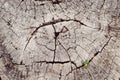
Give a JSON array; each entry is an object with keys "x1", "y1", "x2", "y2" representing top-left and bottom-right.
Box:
[{"x1": 0, "y1": 0, "x2": 120, "y2": 80}]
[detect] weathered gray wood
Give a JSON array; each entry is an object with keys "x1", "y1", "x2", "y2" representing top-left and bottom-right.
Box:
[{"x1": 0, "y1": 0, "x2": 120, "y2": 80}]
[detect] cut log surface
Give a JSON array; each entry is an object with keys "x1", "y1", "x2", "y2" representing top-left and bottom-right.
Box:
[{"x1": 0, "y1": 0, "x2": 120, "y2": 80}]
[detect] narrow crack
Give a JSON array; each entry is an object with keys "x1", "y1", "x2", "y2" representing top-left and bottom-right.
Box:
[
  {"x1": 52, "y1": 0, "x2": 62, "y2": 4},
  {"x1": 90, "y1": 36, "x2": 112, "y2": 62},
  {"x1": 24, "y1": 18, "x2": 96, "y2": 50},
  {"x1": 66, "y1": 36, "x2": 112, "y2": 76},
  {"x1": 34, "y1": 60, "x2": 77, "y2": 67},
  {"x1": 52, "y1": 24, "x2": 58, "y2": 62},
  {"x1": 34, "y1": 0, "x2": 62, "y2": 4},
  {"x1": 57, "y1": 40, "x2": 73, "y2": 65},
  {"x1": 100, "y1": 0, "x2": 106, "y2": 9}
]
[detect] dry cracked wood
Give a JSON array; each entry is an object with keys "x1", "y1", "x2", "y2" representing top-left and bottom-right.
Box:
[{"x1": 0, "y1": 0, "x2": 120, "y2": 80}]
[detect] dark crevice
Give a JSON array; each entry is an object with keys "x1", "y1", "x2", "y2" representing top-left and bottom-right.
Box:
[
  {"x1": 24, "y1": 18, "x2": 95, "y2": 50},
  {"x1": 66, "y1": 64, "x2": 84, "y2": 76},
  {"x1": 89, "y1": 36, "x2": 112, "y2": 64},
  {"x1": 52, "y1": 24, "x2": 72, "y2": 65},
  {"x1": 66, "y1": 36, "x2": 112, "y2": 76},
  {"x1": 34, "y1": 60, "x2": 77, "y2": 67},
  {"x1": 55, "y1": 32, "x2": 60, "y2": 39},
  {"x1": 52, "y1": 0, "x2": 62, "y2": 4},
  {"x1": 57, "y1": 40, "x2": 74, "y2": 67},
  {"x1": 0, "y1": 77, "x2": 2, "y2": 80},
  {"x1": 34, "y1": 0, "x2": 62, "y2": 4},
  {"x1": 100, "y1": 0, "x2": 106, "y2": 9},
  {"x1": 52, "y1": 24, "x2": 58, "y2": 61}
]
